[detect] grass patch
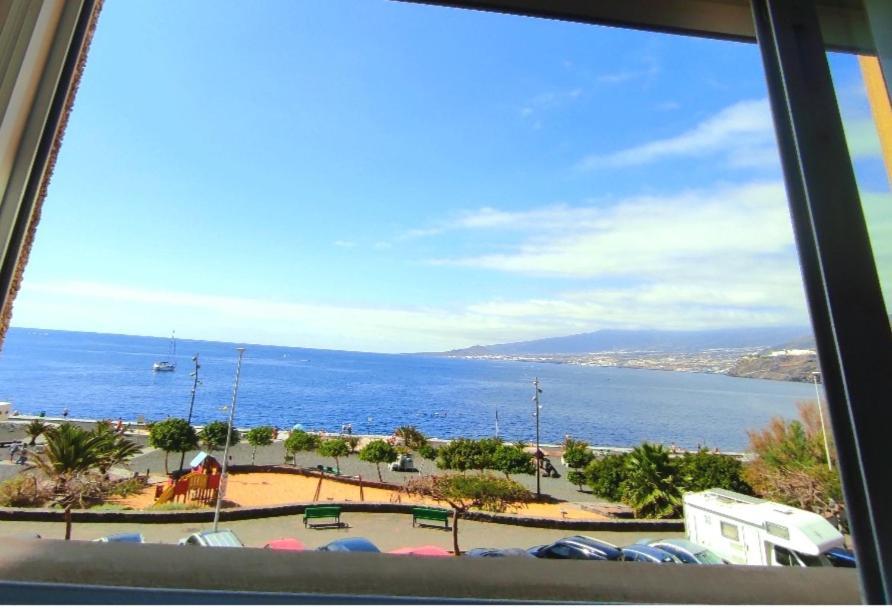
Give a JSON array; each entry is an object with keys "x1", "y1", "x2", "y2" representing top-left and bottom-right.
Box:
[
  {"x1": 149, "y1": 502, "x2": 205, "y2": 511},
  {"x1": 89, "y1": 503, "x2": 134, "y2": 511}
]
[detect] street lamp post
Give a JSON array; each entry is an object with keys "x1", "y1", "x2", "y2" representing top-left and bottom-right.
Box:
[
  {"x1": 178, "y1": 354, "x2": 201, "y2": 473},
  {"x1": 533, "y1": 378, "x2": 542, "y2": 498},
  {"x1": 811, "y1": 371, "x2": 833, "y2": 471},
  {"x1": 213, "y1": 347, "x2": 246, "y2": 532}
]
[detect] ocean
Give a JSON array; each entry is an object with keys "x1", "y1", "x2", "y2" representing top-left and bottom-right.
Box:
[{"x1": 0, "y1": 328, "x2": 816, "y2": 451}]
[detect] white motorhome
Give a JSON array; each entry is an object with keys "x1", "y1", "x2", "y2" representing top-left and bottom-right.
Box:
[{"x1": 683, "y1": 489, "x2": 844, "y2": 567}]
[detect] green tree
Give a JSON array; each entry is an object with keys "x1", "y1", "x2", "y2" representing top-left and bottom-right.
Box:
[
  {"x1": 492, "y1": 443, "x2": 535, "y2": 479},
  {"x1": 200, "y1": 421, "x2": 241, "y2": 455},
  {"x1": 436, "y1": 438, "x2": 501, "y2": 472},
  {"x1": 245, "y1": 426, "x2": 276, "y2": 465},
  {"x1": 621, "y1": 443, "x2": 683, "y2": 518},
  {"x1": 677, "y1": 449, "x2": 752, "y2": 494},
  {"x1": 358, "y1": 439, "x2": 398, "y2": 481},
  {"x1": 319, "y1": 438, "x2": 350, "y2": 472},
  {"x1": 394, "y1": 426, "x2": 427, "y2": 450},
  {"x1": 562, "y1": 437, "x2": 594, "y2": 470},
  {"x1": 567, "y1": 469, "x2": 587, "y2": 492},
  {"x1": 147, "y1": 418, "x2": 199, "y2": 474},
  {"x1": 745, "y1": 401, "x2": 843, "y2": 520},
  {"x1": 25, "y1": 419, "x2": 50, "y2": 446},
  {"x1": 405, "y1": 474, "x2": 531, "y2": 555},
  {"x1": 283, "y1": 429, "x2": 320, "y2": 466},
  {"x1": 31, "y1": 423, "x2": 109, "y2": 539},
  {"x1": 583, "y1": 454, "x2": 627, "y2": 501}
]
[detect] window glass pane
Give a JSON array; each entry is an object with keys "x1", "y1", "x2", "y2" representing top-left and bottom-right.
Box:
[
  {"x1": 0, "y1": 0, "x2": 855, "y2": 599},
  {"x1": 826, "y1": 51, "x2": 892, "y2": 319},
  {"x1": 721, "y1": 522, "x2": 740, "y2": 541}
]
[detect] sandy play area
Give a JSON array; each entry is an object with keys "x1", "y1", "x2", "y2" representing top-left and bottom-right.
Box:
[{"x1": 116, "y1": 472, "x2": 604, "y2": 521}]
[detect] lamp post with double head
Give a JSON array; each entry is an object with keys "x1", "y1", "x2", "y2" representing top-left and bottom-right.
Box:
[{"x1": 178, "y1": 354, "x2": 201, "y2": 473}]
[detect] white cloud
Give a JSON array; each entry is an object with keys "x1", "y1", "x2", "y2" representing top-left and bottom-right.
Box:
[
  {"x1": 435, "y1": 182, "x2": 795, "y2": 277},
  {"x1": 12, "y1": 281, "x2": 561, "y2": 353},
  {"x1": 333, "y1": 240, "x2": 356, "y2": 248},
  {"x1": 373, "y1": 241, "x2": 392, "y2": 250},
  {"x1": 576, "y1": 98, "x2": 778, "y2": 171}
]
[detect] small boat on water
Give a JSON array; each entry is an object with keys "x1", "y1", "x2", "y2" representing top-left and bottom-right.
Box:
[{"x1": 153, "y1": 331, "x2": 177, "y2": 373}]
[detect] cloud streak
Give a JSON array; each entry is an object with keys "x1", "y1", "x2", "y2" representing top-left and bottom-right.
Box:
[{"x1": 575, "y1": 99, "x2": 779, "y2": 171}]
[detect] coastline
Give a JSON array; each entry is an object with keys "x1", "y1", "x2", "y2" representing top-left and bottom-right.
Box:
[{"x1": 1, "y1": 414, "x2": 749, "y2": 459}]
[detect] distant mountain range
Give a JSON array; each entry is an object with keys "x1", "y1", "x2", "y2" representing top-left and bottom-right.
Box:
[{"x1": 431, "y1": 326, "x2": 814, "y2": 357}]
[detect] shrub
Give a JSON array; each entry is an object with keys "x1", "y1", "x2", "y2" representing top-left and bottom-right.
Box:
[
  {"x1": 583, "y1": 454, "x2": 627, "y2": 501},
  {"x1": 745, "y1": 401, "x2": 843, "y2": 521},
  {"x1": 0, "y1": 474, "x2": 51, "y2": 507},
  {"x1": 677, "y1": 449, "x2": 752, "y2": 494},
  {"x1": 110, "y1": 477, "x2": 145, "y2": 498},
  {"x1": 418, "y1": 444, "x2": 438, "y2": 460},
  {"x1": 345, "y1": 436, "x2": 361, "y2": 454}
]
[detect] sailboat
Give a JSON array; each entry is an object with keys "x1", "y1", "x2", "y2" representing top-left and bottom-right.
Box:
[{"x1": 153, "y1": 331, "x2": 177, "y2": 372}]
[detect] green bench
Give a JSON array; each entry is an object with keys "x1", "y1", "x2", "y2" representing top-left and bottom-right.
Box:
[
  {"x1": 412, "y1": 507, "x2": 450, "y2": 528},
  {"x1": 316, "y1": 464, "x2": 341, "y2": 476},
  {"x1": 303, "y1": 505, "x2": 343, "y2": 528}
]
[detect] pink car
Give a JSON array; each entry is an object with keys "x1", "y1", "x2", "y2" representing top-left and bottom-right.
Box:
[{"x1": 264, "y1": 538, "x2": 305, "y2": 552}]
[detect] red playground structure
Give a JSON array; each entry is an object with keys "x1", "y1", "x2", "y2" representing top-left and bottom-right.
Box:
[{"x1": 154, "y1": 452, "x2": 222, "y2": 506}]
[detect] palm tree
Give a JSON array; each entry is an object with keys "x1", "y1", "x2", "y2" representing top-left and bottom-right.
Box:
[
  {"x1": 32, "y1": 423, "x2": 110, "y2": 540},
  {"x1": 91, "y1": 421, "x2": 142, "y2": 474},
  {"x1": 622, "y1": 443, "x2": 683, "y2": 519},
  {"x1": 25, "y1": 420, "x2": 49, "y2": 445}
]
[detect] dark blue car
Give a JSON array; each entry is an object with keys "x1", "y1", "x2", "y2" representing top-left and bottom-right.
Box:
[
  {"x1": 527, "y1": 536, "x2": 623, "y2": 561},
  {"x1": 621, "y1": 544, "x2": 682, "y2": 564},
  {"x1": 825, "y1": 547, "x2": 856, "y2": 568},
  {"x1": 316, "y1": 537, "x2": 380, "y2": 553}
]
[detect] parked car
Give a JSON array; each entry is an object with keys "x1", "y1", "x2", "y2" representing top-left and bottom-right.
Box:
[
  {"x1": 621, "y1": 544, "x2": 682, "y2": 563},
  {"x1": 388, "y1": 454, "x2": 416, "y2": 472},
  {"x1": 316, "y1": 537, "x2": 380, "y2": 553},
  {"x1": 93, "y1": 533, "x2": 144, "y2": 544},
  {"x1": 264, "y1": 538, "x2": 305, "y2": 552},
  {"x1": 527, "y1": 536, "x2": 623, "y2": 561},
  {"x1": 825, "y1": 547, "x2": 856, "y2": 568},
  {"x1": 178, "y1": 529, "x2": 244, "y2": 547},
  {"x1": 389, "y1": 545, "x2": 451, "y2": 556},
  {"x1": 465, "y1": 547, "x2": 534, "y2": 558},
  {"x1": 643, "y1": 538, "x2": 727, "y2": 565}
]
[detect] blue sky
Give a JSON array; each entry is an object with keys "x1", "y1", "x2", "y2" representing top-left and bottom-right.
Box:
[{"x1": 10, "y1": 0, "x2": 890, "y2": 352}]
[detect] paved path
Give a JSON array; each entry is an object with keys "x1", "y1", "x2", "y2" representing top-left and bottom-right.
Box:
[
  {"x1": 0, "y1": 511, "x2": 652, "y2": 551},
  {"x1": 128, "y1": 441, "x2": 602, "y2": 504}
]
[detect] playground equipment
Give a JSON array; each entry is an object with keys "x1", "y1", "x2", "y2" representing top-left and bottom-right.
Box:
[{"x1": 153, "y1": 452, "x2": 222, "y2": 506}]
